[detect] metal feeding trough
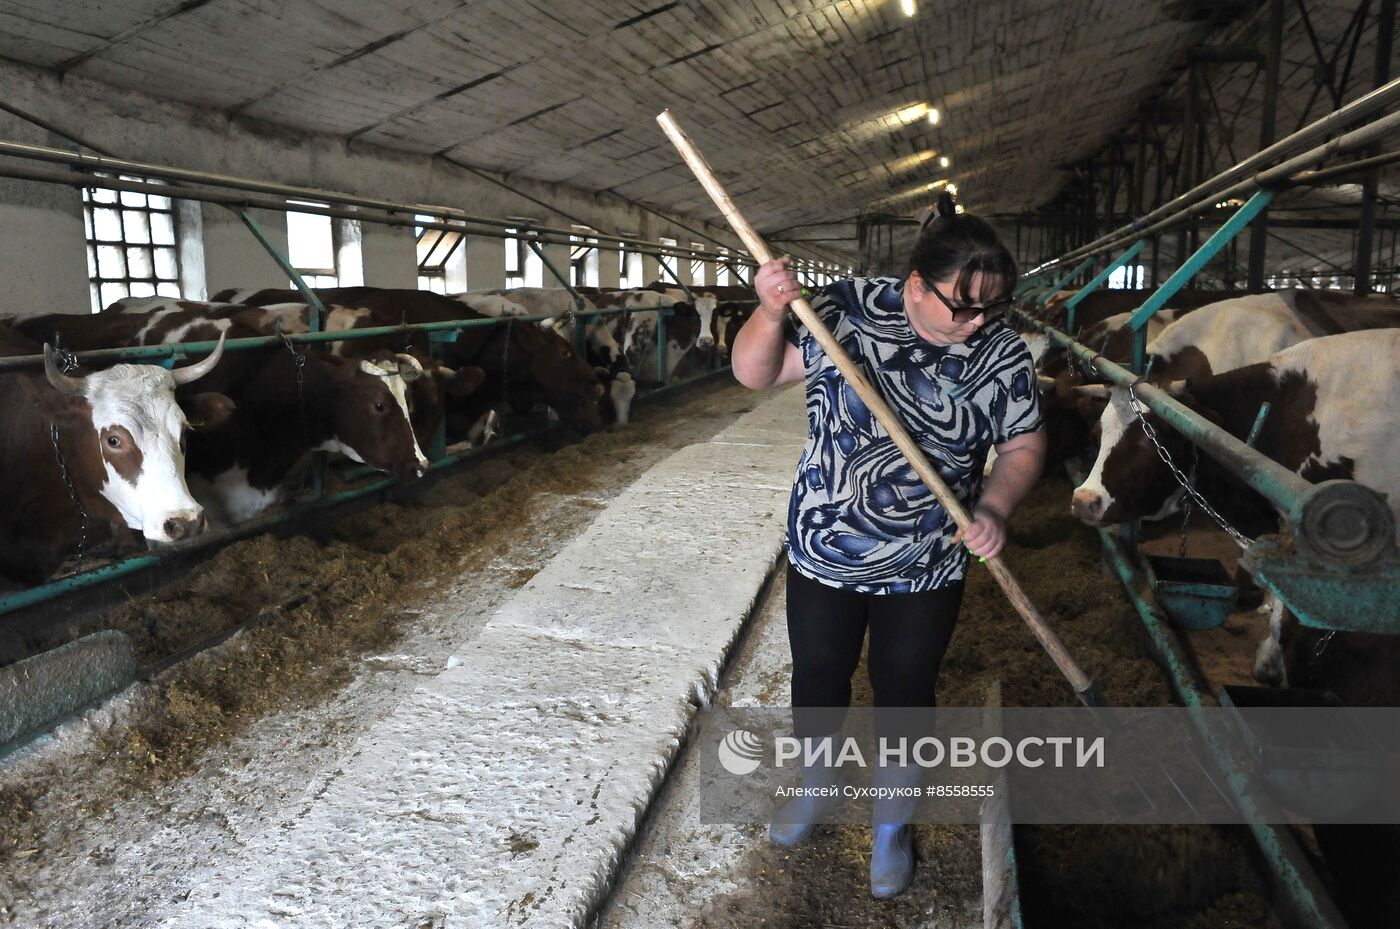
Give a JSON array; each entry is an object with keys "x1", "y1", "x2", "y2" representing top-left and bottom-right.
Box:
[
  {"x1": 1219, "y1": 685, "x2": 1387, "y2": 820},
  {"x1": 1143, "y1": 555, "x2": 1235, "y2": 630}
]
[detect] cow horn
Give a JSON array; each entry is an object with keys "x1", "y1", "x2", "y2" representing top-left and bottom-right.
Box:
[
  {"x1": 171, "y1": 332, "x2": 226, "y2": 385},
  {"x1": 1164, "y1": 379, "x2": 1190, "y2": 398},
  {"x1": 44, "y1": 344, "x2": 87, "y2": 396},
  {"x1": 394, "y1": 352, "x2": 424, "y2": 382}
]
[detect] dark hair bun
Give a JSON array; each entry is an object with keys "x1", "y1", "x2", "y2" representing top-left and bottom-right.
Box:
[{"x1": 936, "y1": 190, "x2": 957, "y2": 218}]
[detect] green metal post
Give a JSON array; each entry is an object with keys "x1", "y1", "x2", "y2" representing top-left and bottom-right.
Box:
[
  {"x1": 1064, "y1": 240, "x2": 1147, "y2": 333},
  {"x1": 657, "y1": 246, "x2": 695, "y2": 302},
  {"x1": 1128, "y1": 190, "x2": 1275, "y2": 371},
  {"x1": 234, "y1": 208, "x2": 327, "y2": 332},
  {"x1": 1031, "y1": 256, "x2": 1097, "y2": 307},
  {"x1": 524, "y1": 237, "x2": 587, "y2": 311}
]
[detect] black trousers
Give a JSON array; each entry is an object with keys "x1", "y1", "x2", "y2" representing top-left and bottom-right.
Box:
[{"x1": 786, "y1": 562, "x2": 964, "y2": 742}]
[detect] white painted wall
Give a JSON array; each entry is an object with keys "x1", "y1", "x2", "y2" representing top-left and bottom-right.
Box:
[
  {"x1": 361, "y1": 223, "x2": 417, "y2": 288},
  {"x1": 466, "y1": 236, "x2": 506, "y2": 291},
  {"x1": 200, "y1": 205, "x2": 292, "y2": 296},
  {"x1": 0, "y1": 58, "x2": 749, "y2": 312}
]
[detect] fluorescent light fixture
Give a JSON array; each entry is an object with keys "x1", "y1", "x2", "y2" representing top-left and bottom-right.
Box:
[
  {"x1": 894, "y1": 102, "x2": 930, "y2": 123},
  {"x1": 938, "y1": 155, "x2": 950, "y2": 168},
  {"x1": 890, "y1": 150, "x2": 937, "y2": 172},
  {"x1": 901, "y1": 0, "x2": 917, "y2": 16},
  {"x1": 924, "y1": 178, "x2": 950, "y2": 191},
  {"x1": 928, "y1": 107, "x2": 940, "y2": 126}
]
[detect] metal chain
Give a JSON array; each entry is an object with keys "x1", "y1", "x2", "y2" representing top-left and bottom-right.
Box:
[
  {"x1": 1125, "y1": 380, "x2": 1253, "y2": 551},
  {"x1": 276, "y1": 325, "x2": 309, "y2": 445},
  {"x1": 499, "y1": 317, "x2": 513, "y2": 413},
  {"x1": 50, "y1": 423, "x2": 89, "y2": 565},
  {"x1": 1177, "y1": 444, "x2": 1200, "y2": 558}
]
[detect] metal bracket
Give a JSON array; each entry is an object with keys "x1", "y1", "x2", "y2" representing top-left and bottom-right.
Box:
[{"x1": 1242, "y1": 538, "x2": 1400, "y2": 633}]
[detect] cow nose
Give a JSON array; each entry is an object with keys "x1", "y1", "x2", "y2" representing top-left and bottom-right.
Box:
[
  {"x1": 1070, "y1": 488, "x2": 1105, "y2": 524},
  {"x1": 697, "y1": 335, "x2": 714, "y2": 348},
  {"x1": 163, "y1": 514, "x2": 201, "y2": 542}
]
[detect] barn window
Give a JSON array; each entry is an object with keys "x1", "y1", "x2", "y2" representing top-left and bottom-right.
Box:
[
  {"x1": 715, "y1": 247, "x2": 732, "y2": 286},
  {"x1": 1108, "y1": 264, "x2": 1146, "y2": 289},
  {"x1": 504, "y1": 226, "x2": 543, "y2": 288},
  {"x1": 689, "y1": 243, "x2": 708, "y2": 286},
  {"x1": 286, "y1": 201, "x2": 340, "y2": 287},
  {"x1": 82, "y1": 177, "x2": 182, "y2": 312},
  {"x1": 416, "y1": 213, "x2": 467, "y2": 294},
  {"x1": 658, "y1": 236, "x2": 679, "y2": 283},
  {"x1": 570, "y1": 226, "x2": 600, "y2": 287},
  {"x1": 619, "y1": 236, "x2": 643, "y2": 288}
]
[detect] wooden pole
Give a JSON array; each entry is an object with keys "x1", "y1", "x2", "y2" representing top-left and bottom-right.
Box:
[{"x1": 656, "y1": 109, "x2": 1104, "y2": 708}]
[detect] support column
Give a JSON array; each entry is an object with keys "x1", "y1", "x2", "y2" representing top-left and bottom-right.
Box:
[
  {"x1": 201, "y1": 204, "x2": 291, "y2": 297},
  {"x1": 360, "y1": 222, "x2": 418, "y2": 289},
  {"x1": 466, "y1": 235, "x2": 506, "y2": 291},
  {"x1": 1248, "y1": 0, "x2": 1284, "y2": 292},
  {"x1": 1355, "y1": 0, "x2": 1395, "y2": 294}
]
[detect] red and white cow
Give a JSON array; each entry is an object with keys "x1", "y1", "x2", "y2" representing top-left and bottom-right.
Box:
[{"x1": 0, "y1": 324, "x2": 230, "y2": 582}]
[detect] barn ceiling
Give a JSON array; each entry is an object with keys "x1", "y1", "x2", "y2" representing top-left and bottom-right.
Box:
[{"x1": 0, "y1": 0, "x2": 1237, "y2": 252}]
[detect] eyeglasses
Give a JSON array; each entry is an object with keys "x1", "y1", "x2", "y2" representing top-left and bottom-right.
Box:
[{"x1": 915, "y1": 276, "x2": 1013, "y2": 323}]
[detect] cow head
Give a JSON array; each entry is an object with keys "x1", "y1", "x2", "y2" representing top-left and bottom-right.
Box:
[
  {"x1": 317, "y1": 353, "x2": 431, "y2": 481},
  {"x1": 1070, "y1": 384, "x2": 1190, "y2": 526},
  {"x1": 44, "y1": 336, "x2": 230, "y2": 545},
  {"x1": 694, "y1": 294, "x2": 718, "y2": 350},
  {"x1": 525, "y1": 327, "x2": 604, "y2": 433}
]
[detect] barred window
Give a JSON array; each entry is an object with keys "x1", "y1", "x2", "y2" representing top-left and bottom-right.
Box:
[
  {"x1": 571, "y1": 226, "x2": 600, "y2": 287},
  {"x1": 658, "y1": 236, "x2": 679, "y2": 283},
  {"x1": 504, "y1": 226, "x2": 542, "y2": 288},
  {"x1": 688, "y1": 243, "x2": 707, "y2": 286},
  {"x1": 416, "y1": 213, "x2": 466, "y2": 294},
  {"x1": 715, "y1": 247, "x2": 731, "y2": 286},
  {"x1": 286, "y1": 201, "x2": 339, "y2": 287},
  {"x1": 82, "y1": 178, "x2": 181, "y2": 312}
]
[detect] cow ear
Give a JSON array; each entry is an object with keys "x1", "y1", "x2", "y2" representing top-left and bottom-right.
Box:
[
  {"x1": 183, "y1": 392, "x2": 236, "y2": 431},
  {"x1": 448, "y1": 365, "x2": 486, "y2": 397}
]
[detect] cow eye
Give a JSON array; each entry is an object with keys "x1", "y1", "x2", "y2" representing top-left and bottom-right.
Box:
[
  {"x1": 373, "y1": 400, "x2": 386, "y2": 413},
  {"x1": 106, "y1": 434, "x2": 122, "y2": 449}
]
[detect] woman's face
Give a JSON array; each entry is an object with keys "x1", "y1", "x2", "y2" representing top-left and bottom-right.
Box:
[{"x1": 902, "y1": 270, "x2": 1005, "y2": 345}]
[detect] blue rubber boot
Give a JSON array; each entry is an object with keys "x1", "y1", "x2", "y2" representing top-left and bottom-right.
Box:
[
  {"x1": 869, "y1": 823, "x2": 915, "y2": 899},
  {"x1": 870, "y1": 762, "x2": 921, "y2": 898},
  {"x1": 769, "y1": 738, "x2": 843, "y2": 847}
]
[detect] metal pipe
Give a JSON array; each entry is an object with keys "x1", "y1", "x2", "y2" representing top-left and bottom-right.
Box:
[
  {"x1": 1034, "y1": 319, "x2": 1393, "y2": 568},
  {"x1": 0, "y1": 138, "x2": 756, "y2": 267},
  {"x1": 1094, "y1": 525, "x2": 1348, "y2": 929},
  {"x1": 1033, "y1": 75, "x2": 1400, "y2": 271},
  {"x1": 0, "y1": 304, "x2": 663, "y2": 371}
]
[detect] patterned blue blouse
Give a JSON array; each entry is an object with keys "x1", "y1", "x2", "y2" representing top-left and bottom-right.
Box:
[{"x1": 783, "y1": 276, "x2": 1043, "y2": 594}]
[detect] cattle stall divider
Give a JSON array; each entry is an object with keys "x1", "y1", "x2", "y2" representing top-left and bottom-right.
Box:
[
  {"x1": 0, "y1": 129, "x2": 787, "y2": 615},
  {"x1": 1011, "y1": 83, "x2": 1400, "y2": 929}
]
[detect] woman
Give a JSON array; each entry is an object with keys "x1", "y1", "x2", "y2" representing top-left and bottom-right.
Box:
[{"x1": 730, "y1": 192, "x2": 1046, "y2": 899}]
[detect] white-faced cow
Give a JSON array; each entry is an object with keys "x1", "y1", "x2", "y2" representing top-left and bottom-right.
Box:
[
  {"x1": 19, "y1": 305, "x2": 433, "y2": 527},
  {"x1": 0, "y1": 324, "x2": 230, "y2": 583}
]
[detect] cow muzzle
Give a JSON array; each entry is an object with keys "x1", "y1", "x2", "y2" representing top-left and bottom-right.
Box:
[
  {"x1": 1070, "y1": 488, "x2": 1107, "y2": 525},
  {"x1": 155, "y1": 510, "x2": 206, "y2": 545},
  {"x1": 697, "y1": 335, "x2": 714, "y2": 349}
]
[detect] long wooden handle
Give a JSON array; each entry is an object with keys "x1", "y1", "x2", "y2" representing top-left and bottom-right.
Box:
[{"x1": 657, "y1": 109, "x2": 1100, "y2": 703}]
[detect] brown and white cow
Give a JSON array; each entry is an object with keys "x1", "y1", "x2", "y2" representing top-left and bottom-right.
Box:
[
  {"x1": 20, "y1": 305, "x2": 433, "y2": 526},
  {"x1": 0, "y1": 324, "x2": 230, "y2": 583},
  {"x1": 1070, "y1": 329, "x2": 1400, "y2": 528},
  {"x1": 215, "y1": 287, "x2": 606, "y2": 435}
]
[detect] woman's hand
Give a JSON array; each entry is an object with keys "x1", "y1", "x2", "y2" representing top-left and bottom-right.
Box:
[
  {"x1": 954, "y1": 504, "x2": 1007, "y2": 560},
  {"x1": 755, "y1": 256, "x2": 804, "y2": 322}
]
